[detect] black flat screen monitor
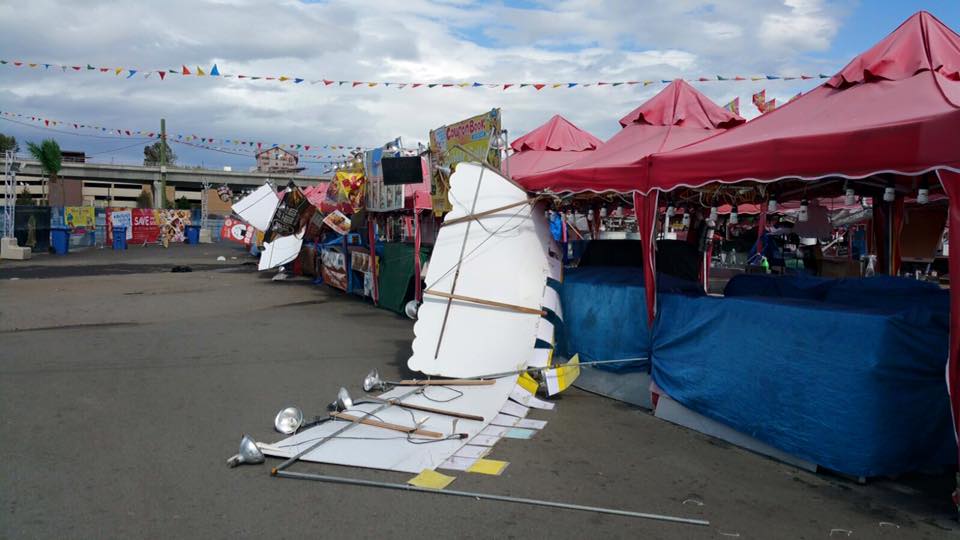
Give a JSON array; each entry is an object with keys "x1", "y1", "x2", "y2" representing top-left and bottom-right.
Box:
[{"x1": 382, "y1": 156, "x2": 422, "y2": 185}]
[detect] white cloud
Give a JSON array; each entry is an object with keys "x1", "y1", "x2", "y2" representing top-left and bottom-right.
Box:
[{"x1": 0, "y1": 0, "x2": 855, "y2": 173}]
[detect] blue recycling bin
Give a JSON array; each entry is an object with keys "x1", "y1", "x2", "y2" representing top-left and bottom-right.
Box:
[
  {"x1": 51, "y1": 227, "x2": 70, "y2": 255},
  {"x1": 185, "y1": 225, "x2": 201, "y2": 245},
  {"x1": 113, "y1": 227, "x2": 127, "y2": 250}
]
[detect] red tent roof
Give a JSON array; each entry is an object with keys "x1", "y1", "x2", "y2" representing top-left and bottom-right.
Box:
[
  {"x1": 508, "y1": 115, "x2": 604, "y2": 185},
  {"x1": 520, "y1": 80, "x2": 744, "y2": 193},
  {"x1": 510, "y1": 114, "x2": 603, "y2": 152},
  {"x1": 644, "y1": 11, "x2": 960, "y2": 193}
]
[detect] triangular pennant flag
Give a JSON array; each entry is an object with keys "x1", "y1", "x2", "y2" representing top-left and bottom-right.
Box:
[
  {"x1": 627, "y1": 81, "x2": 639, "y2": 85},
  {"x1": 44, "y1": 119, "x2": 49, "y2": 126},
  {"x1": 800, "y1": 74, "x2": 812, "y2": 80},
  {"x1": 643, "y1": 81, "x2": 654, "y2": 86},
  {"x1": 723, "y1": 97, "x2": 740, "y2": 116},
  {"x1": 0, "y1": 60, "x2": 7, "y2": 64},
  {"x1": 72, "y1": 65, "x2": 81, "y2": 70},
  {"x1": 99, "y1": 67, "x2": 108, "y2": 72},
  {"x1": 717, "y1": 75, "x2": 728, "y2": 81},
  {"x1": 597, "y1": 81, "x2": 608, "y2": 86},
  {"x1": 766, "y1": 75, "x2": 780, "y2": 80},
  {"x1": 472, "y1": 82, "x2": 483, "y2": 87},
  {"x1": 304, "y1": 145, "x2": 310, "y2": 151},
  {"x1": 533, "y1": 83, "x2": 546, "y2": 90},
  {"x1": 86, "y1": 64, "x2": 95, "y2": 70},
  {"x1": 412, "y1": 83, "x2": 423, "y2": 88},
  {"x1": 294, "y1": 78, "x2": 303, "y2": 83},
  {"x1": 251, "y1": 76, "x2": 261, "y2": 80},
  {"x1": 819, "y1": 73, "x2": 830, "y2": 78},
  {"x1": 520, "y1": 83, "x2": 530, "y2": 88},
  {"x1": 196, "y1": 66, "x2": 205, "y2": 76},
  {"x1": 428, "y1": 83, "x2": 439, "y2": 88},
  {"x1": 323, "y1": 79, "x2": 334, "y2": 85},
  {"x1": 660, "y1": 79, "x2": 670, "y2": 83},
  {"x1": 397, "y1": 83, "x2": 407, "y2": 89},
  {"x1": 752, "y1": 89, "x2": 766, "y2": 108},
  {"x1": 265, "y1": 77, "x2": 275, "y2": 81},
  {"x1": 158, "y1": 70, "x2": 166, "y2": 80},
  {"x1": 352, "y1": 81, "x2": 363, "y2": 87},
  {"x1": 238, "y1": 74, "x2": 247, "y2": 79},
  {"x1": 783, "y1": 76, "x2": 796, "y2": 81},
  {"x1": 552, "y1": 83, "x2": 562, "y2": 88},
  {"x1": 210, "y1": 64, "x2": 220, "y2": 76},
  {"x1": 13, "y1": 61, "x2": 23, "y2": 66},
  {"x1": 612, "y1": 82, "x2": 624, "y2": 86},
  {"x1": 27, "y1": 63, "x2": 37, "y2": 68},
  {"x1": 115, "y1": 67, "x2": 123, "y2": 75},
  {"x1": 568, "y1": 82, "x2": 577, "y2": 88},
  {"x1": 502, "y1": 84, "x2": 513, "y2": 90},
  {"x1": 182, "y1": 65, "x2": 191, "y2": 75},
  {"x1": 368, "y1": 82, "x2": 377, "y2": 87},
  {"x1": 279, "y1": 76, "x2": 289, "y2": 81},
  {"x1": 698, "y1": 77, "x2": 710, "y2": 81},
  {"x1": 734, "y1": 76, "x2": 745, "y2": 81},
  {"x1": 441, "y1": 83, "x2": 453, "y2": 87},
  {"x1": 750, "y1": 76, "x2": 763, "y2": 81},
  {"x1": 126, "y1": 69, "x2": 137, "y2": 78}
]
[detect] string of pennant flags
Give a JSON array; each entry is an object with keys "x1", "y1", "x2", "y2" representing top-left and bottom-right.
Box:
[
  {"x1": 0, "y1": 110, "x2": 365, "y2": 159},
  {"x1": 0, "y1": 59, "x2": 834, "y2": 90}
]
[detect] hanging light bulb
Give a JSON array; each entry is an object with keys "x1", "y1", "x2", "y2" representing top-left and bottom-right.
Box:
[
  {"x1": 844, "y1": 183, "x2": 856, "y2": 206},
  {"x1": 768, "y1": 197, "x2": 778, "y2": 213},
  {"x1": 709, "y1": 205, "x2": 718, "y2": 222},
  {"x1": 883, "y1": 180, "x2": 896, "y2": 202},
  {"x1": 665, "y1": 202, "x2": 676, "y2": 219},
  {"x1": 799, "y1": 199, "x2": 809, "y2": 222},
  {"x1": 681, "y1": 208, "x2": 691, "y2": 227},
  {"x1": 729, "y1": 205, "x2": 739, "y2": 225},
  {"x1": 917, "y1": 178, "x2": 929, "y2": 204}
]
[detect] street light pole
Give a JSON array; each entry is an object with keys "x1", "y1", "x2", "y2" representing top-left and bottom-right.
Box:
[{"x1": 159, "y1": 118, "x2": 167, "y2": 208}]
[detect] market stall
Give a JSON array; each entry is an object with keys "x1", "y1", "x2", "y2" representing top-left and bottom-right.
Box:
[
  {"x1": 629, "y1": 12, "x2": 959, "y2": 480},
  {"x1": 517, "y1": 81, "x2": 744, "y2": 405}
]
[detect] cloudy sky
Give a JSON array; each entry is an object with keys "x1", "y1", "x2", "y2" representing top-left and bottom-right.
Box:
[{"x1": 0, "y1": 0, "x2": 957, "y2": 175}]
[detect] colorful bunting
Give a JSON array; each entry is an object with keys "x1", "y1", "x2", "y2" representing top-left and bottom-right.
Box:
[
  {"x1": 0, "y1": 58, "x2": 834, "y2": 91},
  {"x1": 723, "y1": 97, "x2": 740, "y2": 116}
]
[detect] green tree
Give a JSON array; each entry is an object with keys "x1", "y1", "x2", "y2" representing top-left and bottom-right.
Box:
[
  {"x1": 26, "y1": 139, "x2": 62, "y2": 205},
  {"x1": 174, "y1": 196, "x2": 192, "y2": 210},
  {"x1": 136, "y1": 190, "x2": 153, "y2": 209},
  {"x1": 143, "y1": 140, "x2": 176, "y2": 166},
  {"x1": 0, "y1": 133, "x2": 17, "y2": 154}
]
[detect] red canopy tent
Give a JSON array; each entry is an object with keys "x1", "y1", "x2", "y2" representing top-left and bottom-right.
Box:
[
  {"x1": 520, "y1": 80, "x2": 744, "y2": 193},
  {"x1": 508, "y1": 114, "x2": 603, "y2": 187},
  {"x1": 637, "y1": 11, "x2": 960, "y2": 490}
]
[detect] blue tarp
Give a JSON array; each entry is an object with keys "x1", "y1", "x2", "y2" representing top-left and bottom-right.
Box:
[
  {"x1": 652, "y1": 286, "x2": 954, "y2": 477},
  {"x1": 558, "y1": 267, "x2": 701, "y2": 372}
]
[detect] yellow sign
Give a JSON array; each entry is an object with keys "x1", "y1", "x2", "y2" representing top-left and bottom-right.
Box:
[
  {"x1": 64, "y1": 206, "x2": 94, "y2": 229},
  {"x1": 428, "y1": 109, "x2": 502, "y2": 216},
  {"x1": 544, "y1": 354, "x2": 580, "y2": 396},
  {"x1": 466, "y1": 458, "x2": 509, "y2": 476},
  {"x1": 407, "y1": 469, "x2": 456, "y2": 490}
]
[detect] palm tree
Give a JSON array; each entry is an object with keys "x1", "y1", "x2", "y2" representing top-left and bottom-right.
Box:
[{"x1": 26, "y1": 139, "x2": 62, "y2": 205}]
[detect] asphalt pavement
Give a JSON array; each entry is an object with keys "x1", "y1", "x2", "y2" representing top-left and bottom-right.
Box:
[{"x1": 0, "y1": 249, "x2": 956, "y2": 538}]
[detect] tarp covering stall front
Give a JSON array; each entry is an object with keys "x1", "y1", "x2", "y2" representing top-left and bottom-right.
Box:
[{"x1": 652, "y1": 290, "x2": 954, "y2": 478}]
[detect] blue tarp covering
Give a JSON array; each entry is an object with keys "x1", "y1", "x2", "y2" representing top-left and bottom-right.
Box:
[
  {"x1": 652, "y1": 284, "x2": 954, "y2": 477},
  {"x1": 558, "y1": 267, "x2": 701, "y2": 372}
]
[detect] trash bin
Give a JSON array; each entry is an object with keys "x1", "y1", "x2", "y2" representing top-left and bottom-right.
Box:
[
  {"x1": 113, "y1": 227, "x2": 127, "y2": 250},
  {"x1": 185, "y1": 225, "x2": 201, "y2": 245},
  {"x1": 51, "y1": 227, "x2": 70, "y2": 255}
]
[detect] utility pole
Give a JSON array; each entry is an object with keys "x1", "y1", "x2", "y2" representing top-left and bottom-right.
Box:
[{"x1": 159, "y1": 118, "x2": 167, "y2": 208}]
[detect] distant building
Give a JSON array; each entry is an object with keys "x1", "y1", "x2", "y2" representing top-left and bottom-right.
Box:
[{"x1": 256, "y1": 146, "x2": 303, "y2": 174}]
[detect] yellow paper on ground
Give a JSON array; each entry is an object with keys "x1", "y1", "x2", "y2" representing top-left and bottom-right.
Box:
[
  {"x1": 466, "y1": 458, "x2": 509, "y2": 476},
  {"x1": 544, "y1": 353, "x2": 580, "y2": 395},
  {"x1": 517, "y1": 372, "x2": 539, "y2": 395},
  {"x1": 407, "y1": 469, "x2": 456, "y2": 489}
]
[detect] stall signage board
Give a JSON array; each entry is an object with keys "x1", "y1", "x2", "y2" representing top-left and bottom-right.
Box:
[
  {"x1": 428, "y1": 109, "x2": 501, "y2": 217},
  {"x1": 366, "y1": 147, "x2": 405, "y2": 212}
]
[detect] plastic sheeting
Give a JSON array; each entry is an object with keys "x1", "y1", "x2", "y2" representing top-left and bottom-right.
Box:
[
  {"x1": 558, "y1": 267, "x2": 702, "y2": 372},
  {"x1": 652, "y1": 291, "x2": 955, "y2": 477}
]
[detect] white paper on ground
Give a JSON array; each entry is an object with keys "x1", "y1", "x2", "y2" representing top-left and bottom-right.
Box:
[
  {"x1": 509, "y1": 386, "x2": 533, "y2": 406},
  {"x1": 232, "y1": 183, "x2": 279, "y2": 231},
  {"x1": 490, "y1": 413, "x2": 519, "y2": 427},
  {"x1": 260, "y1": 376, "x2": 517, "y2": 473},
  {"x1": 515, "y1": 418, "x2": 547, "y2": 430},
  {"x1": 479, "y1": 424, "x2": 509, "y2": 438},
  {"x1": 467, "y1": 434, "x2": 501, "y2": 447},
  {"x1": 258, "y1": 229, "x2": 304, "y2": 271},
  {"x1": 408, "y1": 163, "x2": 553, "y2": 378},
  {"x1": 499, "y1": 400, "x2": 530, "y2": 418},
  {"x1": 454, "y1": 445, "x2": 491, "y2": 459},
  {"x1": 525, "y1": 395, "x2": 556, "y2": 411},
  {"x1": 438, "y1": 455, "x2": 478, "y2": 471}
]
